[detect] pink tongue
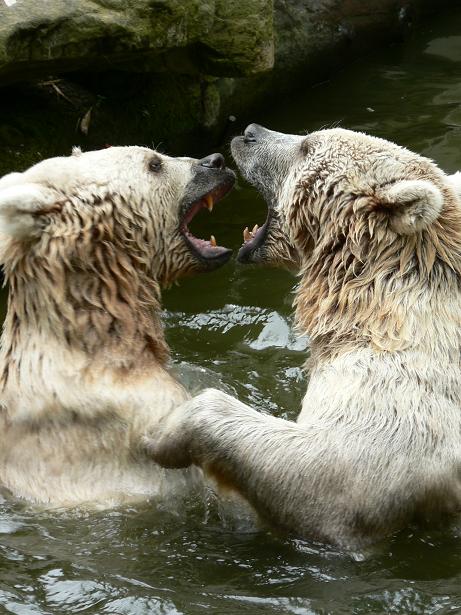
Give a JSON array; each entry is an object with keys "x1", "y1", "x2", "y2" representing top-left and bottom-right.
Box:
[
  {"x1": 187, "y1": 233, "x2": 229, "y2": 257},
  {"x1": 187, "y1": 235, "x2": 215, "y2": 249}
]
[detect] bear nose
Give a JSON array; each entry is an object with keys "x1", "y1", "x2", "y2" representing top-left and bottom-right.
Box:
[
  {"x1": 243, "y1": 123, "x2": 263, "y2": 143},
  {"x1": 199, "y1": 153, "x2": 226, "y2": 170}
]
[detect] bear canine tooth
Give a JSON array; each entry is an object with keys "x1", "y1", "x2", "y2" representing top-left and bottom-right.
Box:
[
  {"x1": 210, "y1": 235, "x2": 217, "y2": 247},
  {"x1": 252, "y1": 224, "x2": 259, "y2": 234},
  {"x1": 243, "y1": 227, "x2": 251, "y2": 242},
  {"x1": 205, "y1": 194, "x2": 214, "y2": 211}
]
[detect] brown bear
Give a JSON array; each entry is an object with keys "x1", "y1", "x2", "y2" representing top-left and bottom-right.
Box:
[
  {"x1": 149, "y1": 125, "x2": 461, "y2": 548},
  {"x1": 0, "y1": 146, "x2": 234, "y2": 507}
]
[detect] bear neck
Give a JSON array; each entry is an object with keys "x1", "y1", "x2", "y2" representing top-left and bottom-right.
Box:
[
  {"x1": 294, "y1": 207, "x2": 461, "y2": 367},
  {"x1": 0, "y1": 250, "x2": 170, "y2": 390}
]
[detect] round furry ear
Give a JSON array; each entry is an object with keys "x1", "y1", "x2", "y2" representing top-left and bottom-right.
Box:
[
  {"x1": 376, "y1": 179, "x2": 443, "y2": 235},
  {"x1": 447, "y1": 171, "x2": 461, "y2": 201},
  {"x1": 0, "y1": 182, "x2": 60, "y2": 240},
  {"x1": 0, "y1": 172, "x2": 23, "y2": 190}
]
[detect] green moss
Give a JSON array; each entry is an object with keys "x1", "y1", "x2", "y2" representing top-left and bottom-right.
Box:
[{"x1": 201, "y1": 0, "x2": 274, "y2": 76}]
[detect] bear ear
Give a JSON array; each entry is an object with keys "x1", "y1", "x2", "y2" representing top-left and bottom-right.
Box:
[
  {"x1": 375, "y1": 179, "x2": 443, "y2": 235},
  {"x1": 447, "y1": 171, "x2": 461, "y2": 201},
  {"x1": 0, "y1": 182, "x2": 60, "y2": 240}
]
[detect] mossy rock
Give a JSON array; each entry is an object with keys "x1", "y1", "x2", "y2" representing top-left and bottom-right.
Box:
[{"x1": 0, "y1": 0, "x2": 274, "y2": 84}]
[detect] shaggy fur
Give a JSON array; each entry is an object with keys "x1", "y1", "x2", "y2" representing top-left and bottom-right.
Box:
[
  {"x1": 0, "y1": 145, "x2": 233, "y2": 506},
  {"x1": 149, "y1": 127, "x2": 461, "y2": 547}
]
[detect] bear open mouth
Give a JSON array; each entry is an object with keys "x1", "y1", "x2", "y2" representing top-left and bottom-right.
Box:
[
  {"x1": 237, "y1": 207, "x2": 272, "y2": 263},
  {"x1": 180, "y1": 181, "x2": 234, "y2": 266}
]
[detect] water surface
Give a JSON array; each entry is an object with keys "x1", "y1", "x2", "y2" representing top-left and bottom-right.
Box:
[{"x1": 2, "y1": 8, "x2": 461, "y2": 614}]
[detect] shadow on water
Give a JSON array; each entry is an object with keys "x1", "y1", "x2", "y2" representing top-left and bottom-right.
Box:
[{"x1": 2, "y1": 6, "x2": 461, "y2": 614}]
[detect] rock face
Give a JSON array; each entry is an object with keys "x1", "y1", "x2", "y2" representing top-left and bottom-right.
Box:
[{"x1": 0, "y1": 0, "x2": 274, "y2": 83}]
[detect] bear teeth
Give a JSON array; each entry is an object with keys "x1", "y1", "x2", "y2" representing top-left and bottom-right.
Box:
[
  {"x1": 210, "y1": 235, "x2": 217, "y2": 247},
  {"x1": 243, "y1": 225, "x2": 259, "y2": 243},
  {"x1": 205, "y1": 194, "x2": 214, "y2": 212}
]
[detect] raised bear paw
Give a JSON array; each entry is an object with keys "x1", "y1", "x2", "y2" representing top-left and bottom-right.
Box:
[
  {"x1": 143, "y1": 388, "x2": 238, "y2": 469},
  {"x1": 143, "y1": 399, "x2": 195, "y2": 469}
]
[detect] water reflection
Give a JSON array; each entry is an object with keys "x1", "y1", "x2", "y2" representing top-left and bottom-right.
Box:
[
  {"x1": 2, "y1": 495, "x2": 461, "y2": 613},
  {"x1": 426, "y1": 36, "x2": 461, "y2": 62}
]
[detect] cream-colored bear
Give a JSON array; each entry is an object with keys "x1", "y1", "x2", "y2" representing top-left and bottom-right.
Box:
[
  {"x1": 150, "y1": 125, "x2": 461, "y2": 548},
  {"x1": 0, "y1": 146, "x2": 234, "y2": 507}
]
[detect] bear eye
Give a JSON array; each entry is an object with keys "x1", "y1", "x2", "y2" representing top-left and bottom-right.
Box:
[{"x1": 148, "y1": 156, "x2": 163, "y2": 173}]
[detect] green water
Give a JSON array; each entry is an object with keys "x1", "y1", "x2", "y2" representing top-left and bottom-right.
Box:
[{"x1": 3, "y1": 7, "x2": 461, "y2": 614}]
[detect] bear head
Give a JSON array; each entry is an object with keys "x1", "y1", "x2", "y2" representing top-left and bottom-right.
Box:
[
  {"x1": 232, "y1": 125, "x2": 461, "y2": 356},
  {"x1": 0, "y1": 146, "x2": 235, "y2": 285},
  {"x1": 0, "y1": 146, "x2": 234, "y2": 361}
]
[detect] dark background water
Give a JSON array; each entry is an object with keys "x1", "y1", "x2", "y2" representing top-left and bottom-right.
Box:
[{"x1": 2, "y1": 7, "x2": 461, "y2": 614}]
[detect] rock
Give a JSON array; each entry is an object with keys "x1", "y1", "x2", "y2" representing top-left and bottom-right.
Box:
[
  {"x1": 0, "y1": 0, "x2": 274, "y2": 84},
  {"x1": 201, "y1": 0, "x2": 274, "y2": 76}
]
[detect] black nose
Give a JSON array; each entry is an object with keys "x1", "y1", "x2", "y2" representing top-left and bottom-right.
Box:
[
  {"x1": 244, "y1": 123, "x2": 263, "y2": 143},
  {"x1": 199, "y1": 153, "x2": 225, "y2": 169}
]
